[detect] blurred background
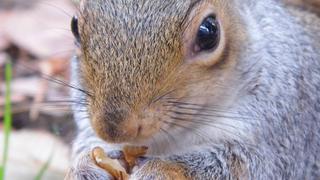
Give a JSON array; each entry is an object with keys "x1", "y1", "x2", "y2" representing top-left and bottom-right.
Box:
[{"x1": 0, "y1": 0, "x2": 77, "y2": 179}]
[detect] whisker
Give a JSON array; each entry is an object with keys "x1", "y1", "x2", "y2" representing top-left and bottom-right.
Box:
[
  {"x1": 165, "y1": 100, "x2": 258, "y2": 119},
  {"x1": 160, "y1": 119, "x2": 209, "y2": 142},
  {"x1": 38, "y1": 107, "x2": 73, "y2": 112},
  {"x1": 151, "y1": 89, "x2": 177, "y2": 104},
  {"x1": 150, "y1": 136, "x2": 160, "y2": 155},
  {"x1": 161, "y1": 115, "x2": 259, "y2": 149},
  {"x1": 166, "y1": 108, "x2": 252, "y2": 120},
  {"x1": 165, "y1": 109, "x2": 259, "y2": 127},
  {"x1": 159, "y1": 127, "x2": 177, "y2": 147},
  {"x1": 16, "y1": 63, "x2": 93, "y2": 97},
  {"x1": 45, "y1": 49, "x2": 75, "y2": 57},
  {"x1": 166, "y1": 113, "x2": 243, "y2": 129},
  {"x1": 45, "y1": 27, "x2": 72, "y2": 33},
  {"x1": 41, "y1": 100, "x2": 89, "y2": 106},
  {"x1": 38, "y1": 1, "x2": 73, "y2": 18},
  {"x1": 164, "y1": 114, "x2": 244, "y2": 137},
  {"x1": 183, "y1": 112, "x2": 257, "y2": 128}
]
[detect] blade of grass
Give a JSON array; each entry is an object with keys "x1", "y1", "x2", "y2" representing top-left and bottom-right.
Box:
[
  {"x1": 34, "y1": 151, "x2": 54, "y2": 180},
  {"x1": 0, "y1": 60, "x2": 12, "y2": 180}
]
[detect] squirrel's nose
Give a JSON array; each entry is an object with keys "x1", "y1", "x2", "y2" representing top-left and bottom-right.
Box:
[
  {"x1": 91, "y1": 107, "x2": 144, "y2": 143},
  {"x1": 103, "y1": 108, "x2": 129, "y2": 136}
]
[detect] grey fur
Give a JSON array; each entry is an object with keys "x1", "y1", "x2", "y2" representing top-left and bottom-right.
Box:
[{"x1": 68, "y1": 0, "x2": 320, "y2": 179}]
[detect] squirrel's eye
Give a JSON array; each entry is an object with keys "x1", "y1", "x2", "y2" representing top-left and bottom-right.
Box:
[
  {"x1": 196, "y1": 15, "x2": 220, "y2": 52},
  {"x1": 71, "y1": 16, "x2": 80, "y2": 42}
]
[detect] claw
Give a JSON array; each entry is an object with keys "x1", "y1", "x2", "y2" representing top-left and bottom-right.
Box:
[
  {"x1": 91, "y1": 146, "x2": 148, "y2": 180},
  {"x1": 91, "y1": 147, "x2": 129, "y2": 180},
  {"x1": 123, "y1": 146, "x2": 148, "y2": 173}
]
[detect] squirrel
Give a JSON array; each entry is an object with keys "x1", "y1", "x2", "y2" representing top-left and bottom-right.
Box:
[{"x1": 65, "y1": 0, "x2": 320, "y2": 179}]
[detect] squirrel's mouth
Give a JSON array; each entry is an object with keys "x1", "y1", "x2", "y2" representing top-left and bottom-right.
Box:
[
  {"x1": 93, "y1": 122, "x2": 162, "y2": 144},
  {"x1": 90, "y1": 107, "x2": 164, "y2": 144}
]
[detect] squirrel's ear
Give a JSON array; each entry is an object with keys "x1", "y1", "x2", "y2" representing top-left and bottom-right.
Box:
[{"x1": 182, "y1": 4, "x2": 226, "y2": 67}]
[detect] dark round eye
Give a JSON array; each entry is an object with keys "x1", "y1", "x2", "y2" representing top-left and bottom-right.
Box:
[
  {"x1": 71, "y1": 16, "x2": 80, "y2": 42},
  {"x1": 196, "y1": 15, "x2": 220, "y2": 52}
]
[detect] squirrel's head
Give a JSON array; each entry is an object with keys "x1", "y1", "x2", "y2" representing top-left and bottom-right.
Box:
[{"x1": 73, "y1": 0, "x2": 247, "y2": 145}]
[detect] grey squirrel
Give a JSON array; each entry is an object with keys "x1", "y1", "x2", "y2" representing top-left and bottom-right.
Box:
[{"x1": 66, "y1": 0, "x2": 320, "y2": 179}]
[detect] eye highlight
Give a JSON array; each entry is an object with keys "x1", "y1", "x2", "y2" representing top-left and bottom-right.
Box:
[
  {"x1": 71, "y1": 16, "x2": 80, "y2": 42},
  {"x1": 196, "y1": 15, "x2": 220, "y2": 52}
]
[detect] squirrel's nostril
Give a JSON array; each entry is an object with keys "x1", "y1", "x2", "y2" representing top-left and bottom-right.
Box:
[{"x1": 137, "y1": 125, "x2": 143, "y2": 136}]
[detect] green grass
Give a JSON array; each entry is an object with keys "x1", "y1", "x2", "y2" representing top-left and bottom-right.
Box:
[
  {"x1": 34, "y1": 151, "x2": 53, "y2": 180},
  {"x1": 0, "y1": 60, "x2": 52, "y2": 180},
  {"x1": 0, "y1": 60, "x2": 12, "y2": 180}
]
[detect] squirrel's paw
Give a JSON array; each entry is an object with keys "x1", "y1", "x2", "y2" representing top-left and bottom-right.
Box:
[
  {"x1": 131, "y1": 158, "x2": 189, "y2": 180},
  {"x1": 65, "y1": 152, "x2": 114, "y2": 180}
]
